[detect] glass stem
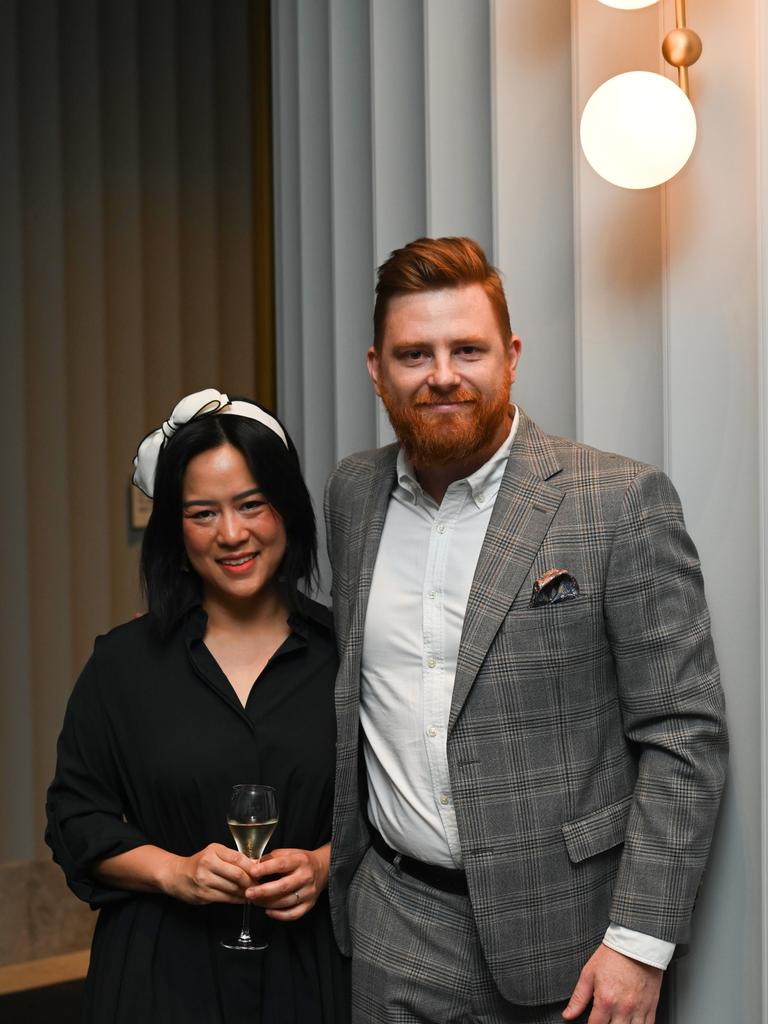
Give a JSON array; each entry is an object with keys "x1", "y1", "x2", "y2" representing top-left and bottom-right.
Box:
[
  {"x1": 238, "y1": 901, "x2": 252, "y2": 945},
  {"x1": 238, "y1": 853, "x2": 260, "y2": 945}
]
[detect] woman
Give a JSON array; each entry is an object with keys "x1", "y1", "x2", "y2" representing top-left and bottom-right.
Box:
[{"x1": 46, "y1": 390, "x2": 349, "y2": 1023}]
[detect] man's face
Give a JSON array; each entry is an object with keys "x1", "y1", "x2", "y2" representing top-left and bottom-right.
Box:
[{"x1": 367, "y1": 284, "x2": 521, "y2": 467}]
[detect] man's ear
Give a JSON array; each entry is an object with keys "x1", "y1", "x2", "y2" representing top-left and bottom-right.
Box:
[
  {"x1": 367, "y1": 346, "x2": 382, "y2": 397},
  {"x1": 508, "y1": 334, "x2": 522, "y2": 386}
]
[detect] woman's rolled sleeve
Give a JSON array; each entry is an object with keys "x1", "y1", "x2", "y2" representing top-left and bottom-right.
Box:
[{"x1": 45, "y1": 641, "x2": 150, "y2": 907}]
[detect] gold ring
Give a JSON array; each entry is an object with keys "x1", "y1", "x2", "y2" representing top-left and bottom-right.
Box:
[{"x1": 294, "y1": 890, "x2": 301, "y2": 905}]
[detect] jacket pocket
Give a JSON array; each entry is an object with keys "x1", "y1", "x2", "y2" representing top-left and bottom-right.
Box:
[
  {"x1": 505, "y1": 597, "x2": 592, "y2": 636},
  {"x1": 561, "y1": 794, "x2": 633, "y2": 864}
]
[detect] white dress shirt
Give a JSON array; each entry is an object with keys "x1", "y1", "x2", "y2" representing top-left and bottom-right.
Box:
[{"x1": 360, "y1": 407, "x2": 674, "y2": 970}]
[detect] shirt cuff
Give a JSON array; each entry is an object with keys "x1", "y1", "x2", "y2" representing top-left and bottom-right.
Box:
[{"x1": 603, "y1": 924, "x2": 676, "y2": 970}]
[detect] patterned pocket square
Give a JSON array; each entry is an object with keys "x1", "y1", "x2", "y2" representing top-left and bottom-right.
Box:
[{"x1": 530, "y1": 568, "x2": 580, "y2": 607}]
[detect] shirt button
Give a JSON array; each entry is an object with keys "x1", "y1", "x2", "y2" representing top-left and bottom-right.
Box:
[
  {"x1": 477, "y1": 492, "x2": 485, "y2": 503},
  {"x1": 427, "y1": 656, "x2": 437, "y2": 669},
  {"x1": 439, "y1": 794, "x2": 450, "y2": 805},
  {"x1": 426, "y1": 726, "x2": 437, "y2": 738},
  {"x1": 436, "y1": 523, "x2": 446, "y2": 534},
  {"x1": 427, "y1": 591, "x2": 436, "y2": 600}
]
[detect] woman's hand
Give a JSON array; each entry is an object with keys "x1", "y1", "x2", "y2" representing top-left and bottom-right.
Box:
[
  {"x1": 96, "y1": 843, "x2": 253, "y2": 906},
  {"x1": 243, "y1": 843, "x2": 330, "y2": 921},
  {"x1": 160, "y1": 843, "x2": 254, "y2": 905}
]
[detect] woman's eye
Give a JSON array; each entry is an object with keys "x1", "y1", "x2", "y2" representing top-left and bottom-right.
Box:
[
  {"x1": 189, "y1": 509, "x2": 215, "y2": 520},
  {"x1": 241, "y1": 500, "x2": 266, "y2": 513}
]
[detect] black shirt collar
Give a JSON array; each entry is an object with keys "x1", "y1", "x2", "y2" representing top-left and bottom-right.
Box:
[{"x1": 182, "y1": 593, "x2": 332, "y2": 647}]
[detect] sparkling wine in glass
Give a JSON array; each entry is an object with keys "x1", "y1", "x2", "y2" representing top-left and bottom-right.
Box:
[{"x1": 221, "y1": 783, "x2": 278, "y2": 952}]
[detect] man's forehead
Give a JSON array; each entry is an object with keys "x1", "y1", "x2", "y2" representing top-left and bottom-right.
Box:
[
  {"x1": 381, "y1": 284, "x2": 503, "y2": 339},
  {"x1": 387, "y1": 282, "x2": 486, "y2": 308}
]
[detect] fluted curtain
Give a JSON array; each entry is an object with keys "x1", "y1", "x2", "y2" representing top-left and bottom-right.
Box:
[{"x1": 0, "y1": 0, "x2": 273, "y2": 865}]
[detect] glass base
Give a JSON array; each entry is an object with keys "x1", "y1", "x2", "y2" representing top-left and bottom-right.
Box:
[{"x1": 221, "y1": 937, "x2": 268, "y2": 952}]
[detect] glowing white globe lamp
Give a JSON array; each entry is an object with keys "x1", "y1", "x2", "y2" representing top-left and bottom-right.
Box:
[
  {"x1": 593, "y1": 0, "x2": 663, "y2": 8},
  {"x1": 597, "y1": 0, "x2": 660, "y2": 8},
  {"x1": 580, "y1": 71, "x2": 697, "y2": 189}
]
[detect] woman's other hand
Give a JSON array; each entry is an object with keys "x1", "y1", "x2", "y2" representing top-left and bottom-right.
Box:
[
  {"x1": 96, "y1": 843, "x2": 252, "y2": 906},
  {"x1": 243, "y1": 842, "x2": 330, "y2": 920}
]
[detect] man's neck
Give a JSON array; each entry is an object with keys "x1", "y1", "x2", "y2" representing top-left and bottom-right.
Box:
[{"x1": 411, "y1": 411, "x2": 514, "y2": 505}]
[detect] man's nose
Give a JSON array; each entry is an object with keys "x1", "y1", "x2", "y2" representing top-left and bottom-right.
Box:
[{"x1": 427, "y1": 354, "x2": 461, "y2": 391}]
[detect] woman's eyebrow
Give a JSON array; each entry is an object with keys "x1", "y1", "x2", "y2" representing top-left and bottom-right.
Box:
[{"x1": 182, "y1": 487, "x2": 263, "y2": 509}]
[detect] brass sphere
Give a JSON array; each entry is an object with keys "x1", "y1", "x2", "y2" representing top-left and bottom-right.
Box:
[{"x1": 662, "y1": 27, "x2": 703, "y2": 68}]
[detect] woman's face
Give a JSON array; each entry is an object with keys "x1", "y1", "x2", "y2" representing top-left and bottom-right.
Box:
[{"x1": 181, "y1": 443, "x2": 287, "y2": 608}]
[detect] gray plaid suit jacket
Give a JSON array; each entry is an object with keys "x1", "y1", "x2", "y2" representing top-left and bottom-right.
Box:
[{"x1": 324, "y1": 409, "x2": 727, "y2": 1006}]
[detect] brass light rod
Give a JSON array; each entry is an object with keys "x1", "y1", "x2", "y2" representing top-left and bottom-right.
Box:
[{"x1": 663, "y1": 0, "x2": 702, "y2": 97}]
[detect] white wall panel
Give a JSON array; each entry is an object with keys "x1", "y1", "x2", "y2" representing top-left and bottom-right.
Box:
[
  {"x1": 492, "y1": 0, "x2": 576, "y2": 439},
  {"x1": 424, "y1": 0, "x2": 493, "y2": 251},
  {"x1": 272, "y1": 0, "x2": 304, "y2": 441},
  {"x1": 760, "y1": 0, "x2": 768, "y2": 1014},
  {"x1": 293, "y1": 0, "x2": 335, "y2": 510},
  {"x1": 273, "y1": 0, "x2": 373, "y2": 587},
  {"x1": 370, "y1": 0, "x2": 427, "y2": 446},
  {"x1": 572, "y1": 0, "x2": 765, "y2": 1019},
  {"x1": 370, "y1": 0, "x2": 427, "y2": 264},
  {"x1": 273, "y1": 6, "x2": 767, "y2": 1016},
  {"x1": 329, "y1": 0, "x2": 376, "y2": 458},
  {"x1": 662, "y1": 0, "x2": 763, "y2": 1019},
  {"x1": 273, "y1": 1, "x2": 498, "y2": 491},
  {"x1": 571, "y1": 0, "x2": 665, "y2": 467}
]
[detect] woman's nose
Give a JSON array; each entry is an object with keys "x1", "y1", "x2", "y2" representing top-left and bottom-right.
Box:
[{"x1": 217, "y1": 510, "x2": 248, "y2": 545}]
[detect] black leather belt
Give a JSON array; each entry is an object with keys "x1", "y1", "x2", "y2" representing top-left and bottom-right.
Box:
[{"x1": 369, "y1": 827, "x2": 469, "y2": 896}]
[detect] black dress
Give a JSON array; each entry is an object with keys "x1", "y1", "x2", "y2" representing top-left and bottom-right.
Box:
[{"x1": 45, "y1": 600, "x2": 350, "y2": 1024}]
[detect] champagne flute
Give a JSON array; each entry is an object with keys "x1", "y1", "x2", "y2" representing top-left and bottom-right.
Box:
[{"x1": 221, "y1": 783, "x2": 279, "y2": 951}]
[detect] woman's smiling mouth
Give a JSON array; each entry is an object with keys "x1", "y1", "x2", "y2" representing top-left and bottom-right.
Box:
[{"x1": 218, "y1": 553, "x2": 258, "y2": 573}]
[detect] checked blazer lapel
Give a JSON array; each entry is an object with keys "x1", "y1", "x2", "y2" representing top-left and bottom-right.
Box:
[
  {"x1": 341, "y1": 445, "x2": 398, "y2": 698},
  {"x1": 327, "y1": 445, "x2": 397, "y2": 955},
  {"x1": 448, "y1": 412, "x2": 565, "y2": 732}
]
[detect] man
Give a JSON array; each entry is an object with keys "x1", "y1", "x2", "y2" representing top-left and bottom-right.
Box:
[{"x1": 324, "y1": 237, "x2": 727, "y2": 1023}]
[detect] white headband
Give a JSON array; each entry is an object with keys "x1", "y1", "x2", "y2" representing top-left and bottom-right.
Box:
[{"x1": 132, "y1": 388, "x2": 289, "y2": 498}]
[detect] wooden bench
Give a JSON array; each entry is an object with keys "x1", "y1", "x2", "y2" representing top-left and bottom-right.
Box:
[{"x1": 0, "y1": 949, "x2": 89, "y2": 996}]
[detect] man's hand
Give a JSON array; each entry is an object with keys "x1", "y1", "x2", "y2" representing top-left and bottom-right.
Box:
[{"x1": 562, "y1": 944, "x2": 663, "y2": 1024}]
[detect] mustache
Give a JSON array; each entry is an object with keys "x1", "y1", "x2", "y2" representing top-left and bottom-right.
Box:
[{"x1": 414, "y1": 388, "x2": 478, "y2": 407}]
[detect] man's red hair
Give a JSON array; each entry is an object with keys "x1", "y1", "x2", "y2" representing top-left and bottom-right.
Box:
[{"x1": 373, "y1": 237, "x2": 512, "y2": 352}]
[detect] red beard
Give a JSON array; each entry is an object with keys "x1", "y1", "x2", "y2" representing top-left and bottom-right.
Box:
[{"x1": 379, "y1": 367, "x2": 512, "y2": 467}]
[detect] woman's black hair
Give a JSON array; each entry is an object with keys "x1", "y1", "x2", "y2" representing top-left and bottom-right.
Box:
[{"x1": 140, "y1": 402, "x2": 317, "y2": 638}]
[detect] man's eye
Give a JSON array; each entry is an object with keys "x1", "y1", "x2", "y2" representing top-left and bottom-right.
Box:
[
  {"x1": 457, "y1": 345, "x2": 481, "y2": 356},
  {"x1": 401, "y1": 350, "x2": 425, "y2": 362}
]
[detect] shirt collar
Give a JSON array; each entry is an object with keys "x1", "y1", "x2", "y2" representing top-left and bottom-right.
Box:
[
  {"x1": 395, "y1": 405, "x2": 520, "y2": 508},
  {"x1": 181, "y1": 591, "x2": 332, "y2": 647}
]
